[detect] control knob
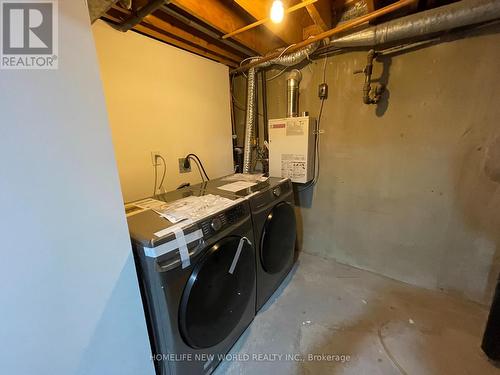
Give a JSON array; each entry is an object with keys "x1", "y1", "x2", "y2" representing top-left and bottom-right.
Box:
[{"x1": 210, "y1": 217, "x2": 222, "y2": 232}]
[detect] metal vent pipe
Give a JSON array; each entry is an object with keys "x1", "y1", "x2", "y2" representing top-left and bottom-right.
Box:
[
  {"x1": 242, "y1": 43, "x2": 319, "y2": 173},
  {"x1": 287, "y1": 70, "x2": 302, "y2": 117},
  {"x1": 242, "y1": 0, "x2": 500, "y2": 174},
  {"x1": 332, "y1": 0, "x2": 500, "y2": 48}
]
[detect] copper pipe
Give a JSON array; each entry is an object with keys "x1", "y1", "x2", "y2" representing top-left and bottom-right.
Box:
[{"x1": 231, "y1": 0, "x2": 415, "y2": 74}]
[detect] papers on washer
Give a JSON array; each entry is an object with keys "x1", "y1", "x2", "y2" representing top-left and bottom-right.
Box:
[
  {"x1": 156, "y1": 194, "x2": 239, "y2": 224},
  {"x1": 133, "y1": 198, "x2": 169, "y2": 211},
  {"x1": 222, "y1": 173, "x2": 268, "y2": 182},
  {"x1": 217, "y1": 181, "x2": 258, "y2": 192}
]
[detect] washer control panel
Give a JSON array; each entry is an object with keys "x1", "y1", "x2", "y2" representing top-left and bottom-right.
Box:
[{"x1": 200, "y1": 203, "x2": 246, "y2": 238}]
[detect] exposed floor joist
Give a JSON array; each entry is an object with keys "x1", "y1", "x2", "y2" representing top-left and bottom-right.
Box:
[
  {"x1": 233, "y1": 0, "x2": 311, "y2": 45},
  {"x1": 142, "y1": 14, "x2": 244, "y2": 63},
  {"x1": 100, "y1": 0, "x2": 426, "y2": 68},
  {"x1": 171, "y1": 0, "x2": 283, "y2": 55},
  {"x1": 305, "y1": 0, "x2": 333, "y2": 31},
  {"x1": 103, "y1": 9, "x2": 239, "y2": 67}
]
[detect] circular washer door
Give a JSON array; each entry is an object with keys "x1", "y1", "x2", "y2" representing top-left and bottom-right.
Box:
[
  {"x1": 179, "y1": 236, "x2": 255, "y2": 349},
  {"x1": 260, "y1": 202, "x2": 297, "y2": 274}
]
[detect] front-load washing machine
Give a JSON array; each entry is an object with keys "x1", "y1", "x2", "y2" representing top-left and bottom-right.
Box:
[
  {"x1": 128, "y1": 191, "x2": 255, "y2": 375},
  {"x1": 192, "y1": 176, "x2": 297, "y2": 311}
]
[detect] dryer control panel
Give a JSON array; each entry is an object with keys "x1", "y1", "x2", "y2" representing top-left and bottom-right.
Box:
[{"x1": 200, "y1": 203, "x2": 247, "y2": 239}]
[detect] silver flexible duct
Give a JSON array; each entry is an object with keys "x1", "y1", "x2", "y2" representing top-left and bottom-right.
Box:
[
  {"x1": 242, "y1": 0, "x2": 500, "y2": 174},
  {"x1": 332, "y1": 0, "x2": 500, "y2": 48},
  {"x1": 261, "y1": 42, "x2": 319, "y2": 68},
  {"x1": 243, "y1": 68, "x2": 257, "y2": 174},
  {"x1": 242, "y1": 42, "x2": 319, "y2": 173}
]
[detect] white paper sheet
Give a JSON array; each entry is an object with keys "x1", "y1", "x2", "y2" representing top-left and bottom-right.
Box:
[
  {"x1": 222, "y1": 173, "x2": 268, "y2": 182},
  {"x1": 133, "y1": 198, "x2": 168, "y2": 211},
  {"x1": 157, "y1": 194, "x2": 240, "y2": 223},
  {"x1": 217, "y1": 181, "x2": 258, "y2": 192}
]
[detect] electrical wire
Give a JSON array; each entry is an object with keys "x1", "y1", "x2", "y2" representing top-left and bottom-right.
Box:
[
  {"x1": 378, "y1": 322, "x2": 408, "y2": 375},
  {"x1": 152, "y1": 155, "x2": 167, "y2": 196},
  {"x1": 238, "y1": 55, "x2": 263, "y2": 79},
  {"x1": 185, "y1": 153, "x2": 210, "y2": 181},
  {"x1": 299, "y1": 55, "x2": 328, "y2": 192},
  {"x1": 153, "y1": 160, "x2": 158, "y2": 196},
  {"x1": 239, "y1": 56, "x2": 260, "y2": 66},
  {"x1": 189, "y1": 156, "x2": 205, "y2": 183},
  {"x1": 298, "y1": 98, "x2": 324, "y2": 192},
  {"x1": 277, "y1": 43, "x2": 297, "y2": 59},
  {"x1": 157, "y1": 155, "x2": 166, "y2": 192},
  {"x1": 266, "y1": 66, "x2": 288, "y2": 81}
]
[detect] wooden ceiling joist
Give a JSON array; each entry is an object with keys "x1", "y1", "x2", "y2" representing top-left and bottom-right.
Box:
[
  {"x1": 103, "y1": 11, "x2": 239, "y2": 67},
  {"x1": 143, "y1": 14, "x2": 244, "y2": 63},
  {"x1": 232, "y1": 0, "x2": 312, "y2": 45},
  {"x1": 304, "y1": 0, "x2": 333, "y2": 31},
  {"x1": 171, "y1": 0, "x2": 282, "y2": 55},
  {"x1": 134, "y1": 24, "x2": 239, "y2": 67},
  {"x1": 101, "y1": 0, "x2": 422, "y2": 68}
]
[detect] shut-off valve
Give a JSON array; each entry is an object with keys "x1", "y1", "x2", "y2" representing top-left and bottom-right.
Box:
[{"x1": 354, "y1": 49, "x2": 385, "y2": 105}]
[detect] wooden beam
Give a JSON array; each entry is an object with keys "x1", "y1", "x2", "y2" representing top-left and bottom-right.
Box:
[
  {"x1": 232, "y1": 0, "x2": 311, "y2": 45},
  {"x1": 171, "y1": 0, "x2": 282, "y2": 55},
  {"x1": 366, "y1": 0, "x2": 376, "y2": 13},
  {"x1": 102, "y1": 13, "x2": 239, "y2": 67},
  {"x1": 134, "y1": 24, "x2": 239, "y2": 67},
  {"x1": 232, "y1": 0, "x2": 415, "y2": 74},
  {"x1": 143, "y1": 14, "x2": 243, "y2": 63},
  {"x1": 304, "y1": 0, "x2": 332, "y2": 31},
  {"x1": 303, "y1": 24, "x2": 322, "y2": 39}
]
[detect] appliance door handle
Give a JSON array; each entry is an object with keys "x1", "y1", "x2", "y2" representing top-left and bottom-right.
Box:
[{"x1": 229, "y1": 237, "x2": 252, "y2": 274}]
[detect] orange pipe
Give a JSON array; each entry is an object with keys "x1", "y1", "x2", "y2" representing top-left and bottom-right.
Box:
[{"x1": 231, "y1": 0, "x2": 416, "y2": 74}]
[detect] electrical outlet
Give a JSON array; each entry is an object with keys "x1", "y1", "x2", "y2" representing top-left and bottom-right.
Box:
[
  {"x1": 151, "y1": 151, "x2": 161, "y2": 166},
  {"x1": 178, "y1": 158, "x2": 191, "y2": 173}
]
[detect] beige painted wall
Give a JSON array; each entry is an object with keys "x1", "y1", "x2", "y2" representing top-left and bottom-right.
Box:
[
  {"x1": 234, "y1": 25, "x2": 500, "y2": 305},
  {"x1": 92, "y1": 21, "x2": 234, "y2": 202}
]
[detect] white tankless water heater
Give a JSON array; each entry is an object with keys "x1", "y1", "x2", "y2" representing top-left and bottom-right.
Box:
[{"x1": 268, "y1": 116, "x2": 316, "y2": 183}]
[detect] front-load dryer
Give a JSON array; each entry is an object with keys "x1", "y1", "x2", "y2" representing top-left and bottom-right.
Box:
[
  {"x1": 128, "y1": 191, "x2": 255, "y2": 375},
  {"x1": 192, "y1": 176, "x2": 297, "y2": 311}
]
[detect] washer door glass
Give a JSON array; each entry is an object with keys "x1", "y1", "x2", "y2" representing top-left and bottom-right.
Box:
[
  {"x1": 260, "y1": 202, "x2": 297, "y2": 274},
  {"x1": 179, "y1": 236, "x2": 255, "y2": 349}
]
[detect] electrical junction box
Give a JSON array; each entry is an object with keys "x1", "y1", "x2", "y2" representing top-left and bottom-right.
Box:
[{"x1": 268, "y1": 116, "x2": 316, "y2": 183}]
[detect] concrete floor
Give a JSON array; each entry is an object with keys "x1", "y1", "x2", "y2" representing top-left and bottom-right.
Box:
[{"x1": 215, "y1": 252, "x2": 498, "y2": 375}]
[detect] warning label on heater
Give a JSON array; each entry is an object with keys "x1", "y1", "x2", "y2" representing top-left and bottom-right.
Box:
[
  {"x1": 281, "y1": 154, "x2": 306, "y2": 180},
  {"x1": 286, "y1": 119, "x2": 304, "y2": 136}
]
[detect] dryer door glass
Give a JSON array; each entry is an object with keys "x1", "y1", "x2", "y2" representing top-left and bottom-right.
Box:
[
  {"x1": 179, "y1": 236, "x2": 255, "y2": 349},
  {"x1": 260, "y1": 202, "x2": 297, "y2": 274}
]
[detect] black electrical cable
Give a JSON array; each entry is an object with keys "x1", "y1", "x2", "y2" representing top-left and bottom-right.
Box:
[
  {"x1": 190, "y1": 156, "x2": 205, "y2": 183},
  {"x1": 190, "y1": 156, "x2": 208, "y2": 181},
  {"x1": 185, "y1": 153, "x2": 210, "y2": 181}
]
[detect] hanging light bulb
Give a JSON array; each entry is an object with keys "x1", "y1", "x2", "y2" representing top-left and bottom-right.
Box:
[{"x1": 270, "y1": 0, "x2": 284, "y2": 24}]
